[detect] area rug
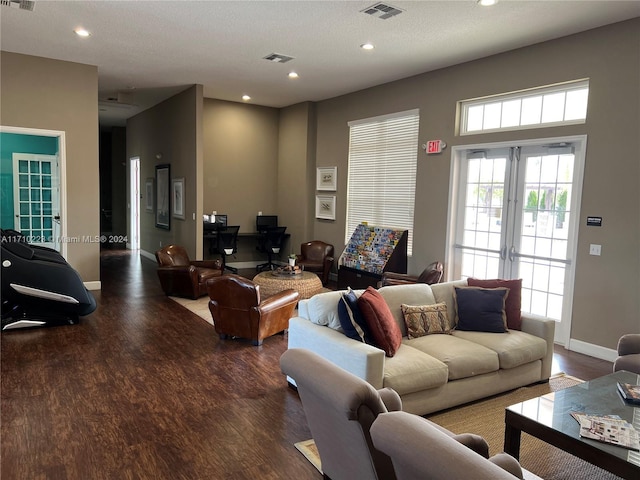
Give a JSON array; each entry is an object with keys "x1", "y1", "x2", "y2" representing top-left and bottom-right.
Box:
[
  {"x1": 169, "y1": 296, "x2": 213, "y2": 325},
  {"x1": 295, "y1": 374, "x2": 624, "y2": 480}
]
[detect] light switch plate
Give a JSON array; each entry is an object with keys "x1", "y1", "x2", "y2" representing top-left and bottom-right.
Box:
[{"x1": 589, "y1": 244, "x2": 601, "y2": 256}]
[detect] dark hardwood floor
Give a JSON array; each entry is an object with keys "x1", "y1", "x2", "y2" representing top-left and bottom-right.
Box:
[{"x1": 1, "y1": 250, "x2": 613, "y2": 479}]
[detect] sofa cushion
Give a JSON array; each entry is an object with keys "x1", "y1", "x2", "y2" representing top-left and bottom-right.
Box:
[
  {"x1": 401, "y1": 303, "x2": 451, "y2": 338},
  {"x1": 305, "y1": 290, "x2": 344, "y2": 330},
  {"x1": 337, "y1": 288, "x2": 371, "y2": 343},
  {"x1": 378, "y1": 283, "x2": 436, "y2": 337},
  {"x1": 454, "y1": 286, "x2": 509, "y2": 333},
  {"x1": 452, "y1": 330, "x2": 547, "y2": 370},
  {"x1": 404, "y1": 335, "x2": 500, "y2": 380},
  {"x1": 468, "y1": 278, "x2": 523, "y2": 330},
  {"x1": 382, "y1": 344, "x2": 449, "y2": 395},
  {"x1": 430, "y1": 279, "x2": 468, "y2": 329},
  {"x1": 358, "y1": 287, "x2": 403, "y2": 357}
]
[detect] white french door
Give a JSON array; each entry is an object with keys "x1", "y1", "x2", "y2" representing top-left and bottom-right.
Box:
[
  {"x1": 12, "y1": 153, "x2": 60, "y2": 251},
  {"x1": 448, "y1": 136, "x2": 586, "y2": 344}
]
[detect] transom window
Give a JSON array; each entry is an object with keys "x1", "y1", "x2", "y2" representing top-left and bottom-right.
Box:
[{"x1": 460, "y1": 80, "x2": 589, "y2": 135}]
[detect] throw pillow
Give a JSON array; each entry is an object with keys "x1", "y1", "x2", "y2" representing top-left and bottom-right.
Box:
[
  {"x1": 357, "y1": 287, "x2": 402, "y2": 357},
  {"x1": 454, "y1": 286, "x2": 509, "y2": 333},
  {"x1": 337, "y1": 288, "x2": 371, "y2": 343},
  {"x1": 401, "y1": 303, "x2": 451, "y2": 339},
  {"x1": 467, "y1": 278, "x2": 523, "y2": 330}
]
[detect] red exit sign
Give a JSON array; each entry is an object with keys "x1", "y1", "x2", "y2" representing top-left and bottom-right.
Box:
[{"x1": 425, "y1": 140, "x2": 446, "y2": 154}]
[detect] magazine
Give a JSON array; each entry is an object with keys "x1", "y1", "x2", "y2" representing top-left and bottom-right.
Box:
[
  {"x1": 617, "y1": 381, "x2": 640, "y2": 405},
  {"x1": 571, "y1": 412, "x2": 640, "y2": 451}
]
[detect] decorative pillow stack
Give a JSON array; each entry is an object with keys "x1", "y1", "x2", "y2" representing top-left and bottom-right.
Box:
[
  {"x1": 467, "y1": 278, "x2": 522, "y2": 330},
  {"x1": 453, "y1": 286, "x2": 509, "y2": 333},
  {"x1": 357, "y1": 287, "x2": 402, "y2": 357},
  {"x1": 401, "y1": 303, "x2": 451, "y2": 339}
]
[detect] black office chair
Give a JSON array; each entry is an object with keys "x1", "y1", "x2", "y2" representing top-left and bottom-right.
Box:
[
  {"x1": 256, "y1": 226, "x2": 287, "y2": 272},
  {"x1": 217, "y1": 225, "x2": 239, "y2": 274}
]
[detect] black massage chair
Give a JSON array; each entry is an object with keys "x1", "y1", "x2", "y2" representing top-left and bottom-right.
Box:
[{"x1": 1, "y1": 229, "x2": 97, "y2": 330}]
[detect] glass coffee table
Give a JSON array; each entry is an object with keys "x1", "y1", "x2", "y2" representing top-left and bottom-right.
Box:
[{"x1": 504, "y1": 370, "x2": 640, "y2": 479}]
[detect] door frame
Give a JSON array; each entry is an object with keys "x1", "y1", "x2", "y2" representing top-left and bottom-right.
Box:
[
  {"x1": 0, "y1": 125, "x2": 67, "y2": 258},
  {"x1": 446, "y1": 134, "x2": 587, "y2": 346}
]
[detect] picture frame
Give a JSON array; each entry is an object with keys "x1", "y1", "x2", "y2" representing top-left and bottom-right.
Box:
[
  {"x1": 145, "y1": 178, "x2": 154, "y2": 212},
  {"x1": 155, "y1": 164, "x2": 170, "y2": 229},
  {"x1": 315, "y1": 194, "x2": 336, "y2": 220},
  {"x1": 316, "y1": 166, "x2": 337, "y2": 191},
  {"x1": 172, "y1": 177, "x2": 185, "y2": 220}
]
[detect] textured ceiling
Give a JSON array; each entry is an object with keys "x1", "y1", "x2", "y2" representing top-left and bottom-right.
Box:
[{"x1": 2, "y1": 0, "x2": 639, "y2": 126}]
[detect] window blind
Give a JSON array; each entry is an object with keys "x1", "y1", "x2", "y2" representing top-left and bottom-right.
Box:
[{"x1": 346, "y1": 109, "x2": 419, "y2": 254}]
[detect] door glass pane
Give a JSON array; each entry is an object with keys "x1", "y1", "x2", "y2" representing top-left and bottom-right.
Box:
[
  {"x1": 42, "y1": 162, "x2": 51, "y2": 174},
  {"x1": 19, "y1": 175, "x2": 29, "y2": 187},
  {"x1": 30, "y1": 161, "x2": 39, "y2": 173},
  {"x1": 18, "y1": 161, "x2": 28, "y2": 173}
]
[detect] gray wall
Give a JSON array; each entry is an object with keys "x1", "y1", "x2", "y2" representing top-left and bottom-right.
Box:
[
  {"x1": 312, "y1": 19, "x2": 640, "y2": 350},
  {"x1": 127, "y1": 85, "x2": 203, "y2": 259},
  {"x1": 0, "y1": 52, "x2": 100, "y2": 283}
]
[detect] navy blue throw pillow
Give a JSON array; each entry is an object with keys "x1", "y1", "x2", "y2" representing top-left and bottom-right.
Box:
[
  {"x1": 337, "y1": 288, "x2": 371, "y2": 343},
  {"x1": 454, "y1": 286, "x2": 509, "y2": 333}
]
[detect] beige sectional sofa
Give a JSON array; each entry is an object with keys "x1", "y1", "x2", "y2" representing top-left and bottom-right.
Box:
[{"x1": 287, "y1": 280, "x2": 555, "y2": 416}]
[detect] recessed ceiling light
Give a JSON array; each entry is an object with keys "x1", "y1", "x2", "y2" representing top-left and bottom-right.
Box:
[
  {"x1": 477, "y1": 0, "x2": 498, "y2": 6},
  {"x1": 242, "y1": 95, "x2": 251, "y2": 101},
  {"x1": 74, "y1": 28, "x2": 91, "y2": 37},
  {"x1": 288, "y1": 72, "x2": 299, "y2": 79},
  {"x1": 361, "y1": 43, "x2": 375, "y2": 50}
]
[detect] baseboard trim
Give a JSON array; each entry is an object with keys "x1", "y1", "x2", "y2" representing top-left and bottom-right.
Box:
[
  {"x1": 84, "y1": 281, "x2": 102, "y2": 291},
  {"x1": 567, "y1": 338, "x2": 617, "y2": 362},
  {"x1": 139, "y1": 249, "x2": 156, "y2": 262}
]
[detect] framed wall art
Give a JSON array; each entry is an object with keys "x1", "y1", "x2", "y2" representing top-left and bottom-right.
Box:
[
  {"x1": 315, "y1": 194, "x2": 336, "y2": 220},
  {"x1": 145, "y1": 178, "x2": 154, "y2": 212},
  {"x1": 155, "y1": 164, "x2": 170, "y2": 229},
  {"x1": 316, "y1": 166, "x2": 337, "y2": 191},
  {"x1": 172, "y1": 177, "x2": 185, "y2": 220}
]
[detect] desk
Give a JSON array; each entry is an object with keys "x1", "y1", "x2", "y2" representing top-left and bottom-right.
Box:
[
  {"x1": 253, "y1": 271, "x2": 323, "y2": 300},
  {"x1": 203, "y1": 227, "x2": 290, "y2": 264}
]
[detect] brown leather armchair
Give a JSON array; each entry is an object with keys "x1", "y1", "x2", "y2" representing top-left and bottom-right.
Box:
[
  {"x1": 207, "y1": 274, "x2": 299, "y2": 346},
  {"x1": 295, "y1": 240, "x2": 334, "y2": 286},
  {"x1": 613, "y1": 334, "x2": 640, "y2": 374},
  {"x1": 155, "y1": 245, "x2": 223, "y2": 299},
  {"x1": 380, "y1": 261, "x2": 444, "y2": 287}
]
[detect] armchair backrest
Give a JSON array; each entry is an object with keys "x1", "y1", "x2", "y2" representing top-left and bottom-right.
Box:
[
  {"x1": 280, "y1": 348, "x2": 396, "y2": 480},
  {"x1": 416, "y1": 261, "x2": 444, "y2": 284},
  {"x1": 155, "y1": 245, "x2": 190, "y2": 267},
  {"x1": 208, "y1": 274, "x2": 260, "y2": 311},
  {"x1": 300, "y1": 240, "x2": 334, "y2": 262}
]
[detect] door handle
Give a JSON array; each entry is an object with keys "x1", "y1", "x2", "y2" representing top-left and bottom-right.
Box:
[
  {"x1": 500, "y1": 245, "x2": 507, "y2": 260},
  {"x1": 509, "y1": 246, "x2": 516, "y2": 262}
]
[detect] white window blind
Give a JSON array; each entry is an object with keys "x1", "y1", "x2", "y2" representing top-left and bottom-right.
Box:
[{"x1": 346, "y1": 110, "x2": 419, "y2": 254}]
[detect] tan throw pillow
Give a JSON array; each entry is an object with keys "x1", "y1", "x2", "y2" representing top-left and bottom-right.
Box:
[{"x1": 401, "y1": 303, "x2": 451, "y2": 339}]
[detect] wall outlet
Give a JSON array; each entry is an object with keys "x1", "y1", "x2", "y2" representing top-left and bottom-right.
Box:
[{"x1": 589, "y1": 244, "x2": 601, "y2": 256}]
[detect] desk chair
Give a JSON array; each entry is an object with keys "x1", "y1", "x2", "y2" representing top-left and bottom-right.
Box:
[
  {"x1": 256, "y1": 226, "x2": 287, "y2": 272},
  {"x1": 217, "y1": 225, "x2": 239, "y2": 274}
]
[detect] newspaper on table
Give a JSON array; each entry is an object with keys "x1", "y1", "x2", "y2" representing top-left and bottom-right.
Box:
[{"x1": 571, "y1": 412, "x2": 640, "y2": 451}]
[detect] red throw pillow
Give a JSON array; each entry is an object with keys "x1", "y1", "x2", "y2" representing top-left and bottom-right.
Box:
[
  {"x1": 357, "y1": 287, "x2": 402, "y2": 357},
  {"x1": 467, "y1": 278, "x2": 522, "y2": 330}
]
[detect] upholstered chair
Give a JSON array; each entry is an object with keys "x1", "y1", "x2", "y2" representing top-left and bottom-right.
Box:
[
  {"x1": 379, "y1": 261, "x2": 443, "y2": 287},
  {"x1": 280, "y1": 348, "x2": 400, "y2": 480},
  {"x1": 207, "y1": 274, "x2": 299, "y2": 346},
  {"x1": 371, "y1": 411, "x2": 524, "y2": 480},
  {"x1": 295, "y1": 240, "x2": 334, "y2": 286},
  {"x1": 155, "y1": 245, "x2": 223, "y2": 299},
  {"x1": 613, "y1": 334, "x2": 640, "y2": 374}
]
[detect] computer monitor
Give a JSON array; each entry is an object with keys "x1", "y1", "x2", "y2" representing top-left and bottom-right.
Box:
[
  {"x1": 256, "y1": 215, "x2": 278, "y2": 231},
  {"x1": 214, "y1": 214, "x2": 228, "y2": 228}
]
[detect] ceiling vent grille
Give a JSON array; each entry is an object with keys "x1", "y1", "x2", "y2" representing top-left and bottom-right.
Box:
[
  {"x1": 0, "y1": 0, "x2": 35, "y2": 11},
  {"x1": 262, "y1": 53, "x2": 295, "y2": 64},
  {"x1": 361, "y1": 3, "x2": 403, "y2": 20}
]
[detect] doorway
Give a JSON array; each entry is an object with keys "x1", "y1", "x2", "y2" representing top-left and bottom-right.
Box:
[
  {"x1": 448, "y1": 135, "x2": 587, "y2": 345},
  {"x1": 129, "y1": 157, "x2": 140, "y2": 250},
  {"x1": 0, "y1": 126, "x2": 67, "y2": 257}
]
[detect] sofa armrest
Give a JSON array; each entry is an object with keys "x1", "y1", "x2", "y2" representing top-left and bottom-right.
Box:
[
  {"x1": 287, "y1": 316, "x2": 386, "y2": 389},
  {"x1": 377, "y1": 387, "x2": 402, "y2": 412},
  {"x1": 617, "y1": 334, "x2": 640, "y2": 356},
  {"x1": 521, "y1": 313, "x2": 556, "y2": 380}
]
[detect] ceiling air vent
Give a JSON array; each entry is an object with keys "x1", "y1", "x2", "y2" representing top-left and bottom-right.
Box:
[
  {"x1": 361, "y1": 3, "x2": 403, "y2": 20},
  {"x1": 262, "y1": 53, "x2": 295, "y2": 64},
  {"x1": 0, "y1": 0, "x2": 35, "y2": 11}
]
